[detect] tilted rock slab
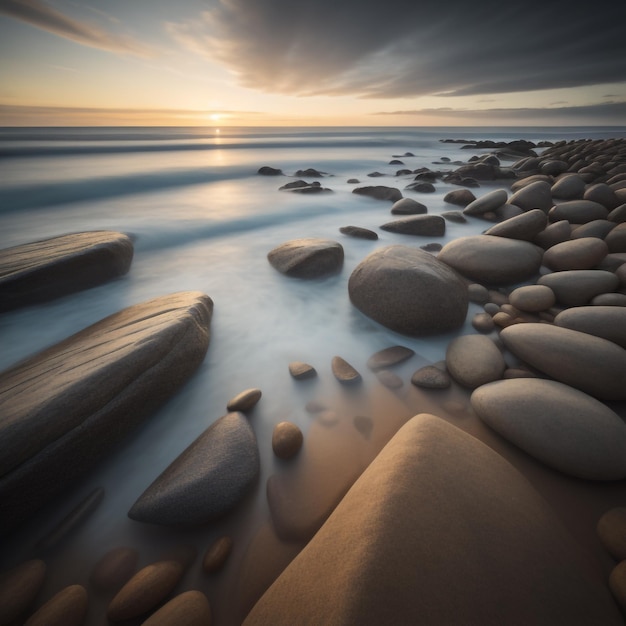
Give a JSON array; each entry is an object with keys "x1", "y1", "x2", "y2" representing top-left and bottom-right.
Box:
[
  {"x1": 244, "y1": 414, "x2": 622, "y2": 625},
  {"x1": 0, "y1": 291, "x2": 213, "y2": 534},
  {"x1": 0, "y1": 231, "x2": 133, "y2": 312},
  {"x1": 267, "y1": 238, "x2": 344, "y2": 278},
  {"x1": 129, "y1": 412, "x2": 259, "y2": 526}
]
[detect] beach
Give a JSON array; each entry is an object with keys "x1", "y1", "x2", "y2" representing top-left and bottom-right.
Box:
[{"x1": 1, "y1": 125, "x2": 626, "y2": 624}]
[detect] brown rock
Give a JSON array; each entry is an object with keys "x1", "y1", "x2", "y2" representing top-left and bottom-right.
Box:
[
  {"x1": 538, "y1": 270, "x2": 619, "y2": 306},
  {"x1": 226, "y1": 388, "x2": 262, "y2": 412},
  {"x1": 542, "y1": 237, "x2": 608, "y2": 271},
  {"x1": 508, "y1": 180, "x2": 553, "y2": 212},
  {"x1": 534, "y1": 220, "x2": 571, "y2": 249},
  {"x1": 272, "y1": 422, "x2": 304, "y2": 459},
  {"x1": 90, "y1": 547, "x2": 138, "y2": 593},
  {"x1": 390, "y1": 197, "x2": 427, "y2": 215},
  {"x1": 606, "y1": 223, "x2": 626, "y2": 253},
  {"x1": 339, "y1": 225, "x2": 378, "y2": 240},
  {"x1": 352, "y1": 186, "x2": 402, "y2": 202},
  {"x1": 548, "y1": 200, "x2": 609, "y2": 224},
  {"x1": 380, "y1": 215, "x2": 445, "y2": 237},
  {"x1": 410, "y1": 365, "x2": 451, "y2": 389},
  {"x1": 25, "y1": 585, "x2": 88, "y2": 626},
  {"x1": 484, "y1": 209, "x2": 547, "y2": 241},
  {"x1": 609, "y1": 561, "x2": 626, "y2": 610},
  {"x1": 203, "y1": 536, "x2": 233, "y2": 574},
  {"x1": 288, "y1": 361, "x2": 317, "y2": 380},
  {"x1": 0, "y1": 559, "x2": 46, "y2": 625},
  {"x1": 472, "y1": 312, "x2": 495, "y2": 332},
  {"x1": 509, "y1": 285, "x2": 555, "y2": 312},
  {"x1": 141, "y1": 591, "x2": 212, "y2": 626},
  {"x1": 443, "y1": 189, "x2": 476, "y2": 206},
  {"x1": 366, "y1": 345, "x2": 415, "y2": 370},
  {"x1": 445, "y1": 335, "x2": 505, "y2": 389},
  {"x1": 554, "y1": 306, "x2": 626, "y2": 348},
  {"x1": 267, "y1": 238, "x2": 344, "y2": 278},
  {"x1": 331, "y1": 356, "x2": 361, "y2": 384}
]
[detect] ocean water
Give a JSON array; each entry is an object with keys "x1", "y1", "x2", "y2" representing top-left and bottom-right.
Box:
[{"x1": 1, "y1": 125, "x2": 625, "y2": 623}]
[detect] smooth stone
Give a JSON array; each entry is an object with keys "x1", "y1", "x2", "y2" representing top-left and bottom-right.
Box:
[
  {"x1": 508, "y1": 180, "x2": 553, "y2": 212},
  {"x1": 609, "y1": 561, "x2": 626, "y2": 610},
  {"x1": 441, "y1": 210, "x2": 467, "y2": 223},
  {"x1": 203, "y1": 536, "x2": 233, "y2": 574},
  {"x1": 509, "y1": 285, "x2": 555, "y2": 312},
  {"x1": 592, "y1": 293, "x2": 626, "y2": 306},
  {"x1": 331, "y1": 356, "x2": 361, "y2": 384},
  {"x1": 0, "y1": 291, "x2": 213, "y2": 535},
  {"x1": 471, "y1": 378, "x2": 626, "y2": 480},
  {"x1": 24, "y1": 585, "x2": 88, "y2": 626},
  {"x1": 410, "y1": 365, "x2": 451, "y2": 389},
  {"x1": 107, "y1": 560, "x2": 184, "y2": 622},
  {"x1": 472, "y1": 312, "x2": 495, "y2": 332},
  {"x1": 549, "y1": 200, "x2": 609, "y2": 224},
  {"x1": 244, "y1": 414, "x2": 622, "y2": 626},
  {"x1": 380, "y1": 215, "x2": 445, "y2": 237},
  {"x1": 571, "y1": 219, "x2": 617, "y2": 240},
  {"x1": 348, "y1": 246, "x2": 468, "y2": 335},
  {"x1": 405, "y1": 181, "x2": 436, "y2": 193},
  {"x1": 608, "y1": 204, "x2": 626, "y2": 223},
  {"x1": 375, "y1": 370, "x2": 404, "y2": 389},
  {"x1": 0, "y1": 559, "x2": 46, "y2": 625},
  {"x1": 443, "y1": 189, "x2": 476, "y2": 206},
  {"x1": 272, "y1": 422, "x2": 303, "y2": 459},
  {"x1": 390, "y1": 197, "x2": 427, "y2": 215},
  {"x1": 352, "y1": 186, "x2": 402, "y2": 202},
  {"x1": 339, "y1": 225, "x2": 378, "y2": 240},
  {"x1": 142, "y1": 591, "x2": 212, "y2": 626},
  {"x1": 483, "y1": 209, "x2": 547, "y2": 241},
  {"x1": 294, "y1": 168, "x2": 326, "y2": 177},
  {"x1": 257, "y1": 166, "x2": 283, "y2": 175},
  {"x1": 538, "y1": 270, "x2": 620, "y2": 306},
  {"x1": 90, "y1": 547, "x2": 139, "y2": 593},
  {"x1": 128, "y1": 412, "x2": 260, "y2": 526},
  {"x1": 288, "y1": 361, "x2": 317, "y2": 380},
  {"x1": 606, "y1": 223, "x2": 626, "y2": 253},
  {"x1": 445, "y1": 335, "x2": 505, "y2": 389},
  {"x1": 467, "y1": 283, "x2": 490, "y2": 304},
  {"x1": 542, "y1": 237, "x2": 608, "y2": 271},
  {"x1": 584, "y1": 183, "x2": 621, "y2": 210},
  {"x1": 0, "y1": 231, "x2": 133, "y2": 312},
  {"x1": 495, "y1": 203, "x2": 524, "y2": 220},
  {"x1": 598, "y1": 508, "x2": 626, "y2": 561},
  {"x1": 420, "y1": 242, "x2": 442, "y2": 252},
  {"x1": 510, "y1": 174, "x2": 552, "y2": 191},
  {"x1": 438, "y1": 235, "x2": 543, "y2": 285},
  {"x1": 540, "y1": 159, "x2": 569, "y2": 176},
  {"x1": 551, "y1": 174, "x2": 586, "y2": 199},
  {"x1": 534, "y1": 220, "x2": 571, "y2": 249},
  {"x1": 555, "y1": 306, "x2": 626, "y2": 348},
  {"x1": 484, "y1": 302, "x2": 501, "y2": 315},
  {"x1": 267, "y1": 238, "x2": 343, "y2": 279},
  {"x1": 462, "y1": 189, "x2": 508, "y2": 216},
  {"x1": 366, "y1": 345, "x2": 415, "y2": 371},
  {"x1": 500, "y1": 324, "x2": 626, "y2": 400},
  {"x1": 227, "y1": 388, "x2": 262, "y2": 412}
]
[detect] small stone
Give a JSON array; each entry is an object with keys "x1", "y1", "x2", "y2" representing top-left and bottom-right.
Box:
[
  {"x1": 272, "y1": 422, "x2": 304, "y2": 459},
  {"x1": 0, "y1": 560, "x2": 46, "y2": 625},
  {"x1": 141, "y1": 591, "x2": 212, "y2": 626},
  {"x1": 90, "y1": 547, "x2": 138, "y2": 593},
  {"x1": 390, "y1": 198, "x2": 427, "y2": 215},
  {"x1": 227, "y1": 388, "x2": 262, "y2": 412},
  {"x1": 508, "y1": 180, "x2": 553, "y2": 212},
  {"x1": 442, "y1": 211, "x2": 468, "y2": 223},
  {"x1": 366, "y1": 345, "x2": 415, "y2": 371},
  {"x1": 551, "y1": 174, "x2": 586, "y2": 199},
  {"x1": 443, "y1": 189, "x2": 476, "y2": 206},
  {"x1": 288, "y1": 362, "x2": 317, "y2": 380},
  {"x1": 24, "y1": 585, "x2": 88, "y2": 626},
  {"x1": 463, "y1": 189, "x2": 508, "y2": 216},
  {"x1": 598, "y1": 508, "x2": 626, "y2": 561},
  {"x1": 445, "y1": 335, "x2": 505, "y2": 389},
  {"x1": 257, "y1": 166, "x2": 283, "y2": 175},
  {"x1": 380, "y1": 215, "x2": 445, "y2": 237},
  {"x1": 467, "y1": 283, "x2": 490, "y2": 304},
  {"x1": 472, "y1": 312, "x2": 495, "y2": 333},
  {"x1": 534, "y1": 220, "x2": 571, "y2": 250},
  {"x1": 509, "y1": 285, "x2": 556, "y2": 312},
  {"x1": 542, "y1": 237, "x2": 608, "y2": 271},
  {"x1": 203, "y1": 536, "x2": 234, "y2": 574},
  {"x1": 331, "y1": 356, "x2": 361, "y2": 385},
  {"x1": 353, "y1": 186, "x2": 402, "y2": 202},
  {"x1": 339, "y1": 226, "x2": 378, "y2": 240},
  {"x1": 267, "y1": 239, "x2": 344, "y2": 279},
  {"x1": 592, "y1": 293, "x2": 626, "y2": 306},
  {"x1": 410, "y1": 365, "x2": 451, "y2": 389}
]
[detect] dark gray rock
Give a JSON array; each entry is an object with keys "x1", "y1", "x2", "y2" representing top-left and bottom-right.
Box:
[
  {"x1": 549, "y1": 200, "x2": 609, "y2": 224},
  {"x1": 484, "y1": 209, "x2": 547, "y2": 241},
  {"x1": 267, "y1": 238, "x2": 344, "y2": 278},
  {"x1": 390, "y1": 198, "x2": 427, "y2": 215},
  {"x1": 366, "y1": 345, "x2": 415, "y2": 371},
  {"x1": 443, "y1": 189, "x2": 476, "y2": 207},
  {"x1": 0, "y1": 231, "x2": 133, "y2": 312},
  {"x1": 339, "y1": 226, "x2": 378, "y2": 240},
  {"x1": 0, "y1": 291, "x2": 213, "y2": 534},
  {"x1": 509, "y1": 181, "x2": 553, "y2": 212},
  {"x1": 257, "y1": 166, "x2": 283, "y2": 175},
  {"x1": 128, "y1": 412, "x2": 259, "y2": 526},
  {"x1": 463, "y1": 189, "x2": 508, "y2": 216},
  {"x1": 380, "y1": 215, "x2": 445, "y2": 237},
  {"x1": 353, "y1": 186, "x2": 402, "y2": 202}
]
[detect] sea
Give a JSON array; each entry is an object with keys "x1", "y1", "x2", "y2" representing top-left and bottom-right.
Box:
[{"x1": 1, "y1": 125, "x2": 625, "y2": 623}]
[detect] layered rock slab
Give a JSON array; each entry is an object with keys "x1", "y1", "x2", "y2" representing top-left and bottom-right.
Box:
[
  {"x1": 129, "y1": 412, "x2": 259, "y2": 526},
  {"x1": 245, "y1": 414, "x2": 621, "y2": 625},
  {"x1": 0, "y1": 231, "x2": 133, "y2": 312},
  {"x1": 348, "y1": 245, "x2": 468, "y2": 336},
  {"x1": 0, "y1": 291, "x2": 213, "y2": 534}
]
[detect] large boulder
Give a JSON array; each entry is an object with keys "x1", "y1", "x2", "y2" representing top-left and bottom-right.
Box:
[
  {"x1": 0, "y1": 291, "x2": 213, "y2": 534},
  {"x1": 267, "y1": 238, "x2": 344, "y2": 278},
  {"x1": 438, "y1": 235, "x2": 543, "y2": 285},
  {"x1": 0, "y1": 231, "x2": 133, "y2": 312},
  {"x1": 244, "y1": 415, "x2": 622, "y2": 625},
  {"x1": 472, "y1": 378, "x2": 626, "y2": 480},
  {"x1": 128, "y1": 412, "x2": 259, "y2": 526},
  {"x1": 462, "y1": 189, "x2": 508, "y2": 216},
  {"x1": 348, "y1": 246, "x2": 468, "y2": 336}
]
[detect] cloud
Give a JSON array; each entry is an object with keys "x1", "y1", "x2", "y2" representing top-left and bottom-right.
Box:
[
  {"x1": 170, "y1": 0, "x2": 626, "y2": 99},
  {"x1": 0, "y1": 0, "x2": 152, "y2": 57}
]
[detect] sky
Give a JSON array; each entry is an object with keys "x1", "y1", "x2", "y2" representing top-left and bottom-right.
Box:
[{"x1": 0, "y1": 0, "x2": 625, "y2": 127}]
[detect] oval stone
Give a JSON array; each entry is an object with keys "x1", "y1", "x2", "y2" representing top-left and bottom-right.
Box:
[
  {"x1": 203, "y1": 536, "x2": 233, "y2": 574},
  {"x1": 352, "y1": 186, "x2": 402, "y2": 202},
  {"x1": 226, "y1": 388, "x2": 262, "y2": 412},
  {"x1": 443, "y1": 189, "x2": 475, "y2": 206},
  {"x1": 288, "y1": 361, "x2": 317, "y2": 380},
  {"x1": 272, "y1": 422, "x2": 304, "y2": 459},
  {"x1": 24, "y1": 585, "x2": 88, "y2": 626},
  {"x1": 508, "y1": 180, "x2": 553, "y2": 212},
  {"x1": 548, "y1": 200, "x2": 609, "y2": 224},
  {"x1": 267, "y1": 238, "x2": 344, "y2": 279},
  {"x1": 463, "y1": 189, "x2": 508, "y2": 216},
  {"x1": 438, "y1": 235, "x2": 543, "y2": 285},
  {"x1": 348, "y1": 246, "x2": 468, "y2": 336},
  {"x1": 554, "y1": 306, "x2": 626, "y2": 348},
  {"x1": 534, "y1": 220, "x2": 571, "y2": 249},
  {"x1": 471, "y1": 378, "x2": 626, "y2": 480},
  {"x1": 445, "y1": 335, "x2": 505, "y2": 389},
  {"x1": 410, "y1": 365, "x2": 451, "y2": 389},
  {"x1": 537, "y1": 270, "x2": 619, "y2": 306},
  {"x1": 500, "y1": 324, "x2": 626, "y2": 400},
  {"x1": 141, "y1": 591, "x2": 212, "y2": 626},
  {"x1": 390, "y1": 197, "x2": 427, "y2": 215},
  {"x1": 90, "y1": 547, "x2": 139, "y2": 593},
  {"x1": 0, "y1": 559, "x2": 46, "y2": 625},
  {"x1": 331, "y1": 356, "x2": 361, "y2": 384},
  {"x1": 484, "y1": 209, "x2": 547, "y2": 241},
  {"x1": 339, "y1": 225, "x2": 378, "y2": 240},
  {"x1": 551, "y1": 174, "x2": 586, "y2": 200},
  {"x1": 609, "y1": 561, "x2": 626, "y2": 611},
  {"x1": 366, "y1": 345, "x2": 415, "y2": 370},
  {"x1": 380, "y1": 215, "x2": 445, "y2": 237},
  {"x1": 542, "y1": 237, "x2": 608, "y2": 271},
  {"x1": 509, "y1": 285, "x2": 555, "y2": 312}
]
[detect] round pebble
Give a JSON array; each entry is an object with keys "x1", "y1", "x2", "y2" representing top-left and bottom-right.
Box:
[
  {"x1": 609, "y1": 561, "x2": 626, "y2": 610},
  {"x1": 445, "y1": 335, "x2": 505, "y2": 389},
  {"x1": 509, "y1": 285, "x2": 556, "y2": 312},
  {"x1": 472, "y1": 312, "x2": 495, "y2": 333},
  {"x1": 203, "y1": 536, "x2": 233, "y2": 574},
  {"x1": 468, "y1": 283, "x2": 490, "y2": 304},
  {"x1": 0, "y1": 559, "x2": 46, "y2": 625},
  {"x1": 272, "y1": 422, "x2": 304, "y2": 459}
]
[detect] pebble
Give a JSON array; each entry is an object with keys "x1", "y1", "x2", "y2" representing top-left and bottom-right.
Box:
[
  {"x1": 352, "y1": 186, "x2": 402, "y2": 202},
  {"x1": 551, "y1": 174, "x2": 586, "y2": 199},
  {"x1": 591, "y1": 293, "x2": 626, "y2": 306},
  {"x1": 366, "y1": 345, "x2": 415, "y2": 370},
  {"x1": 380, "y1": 215, "x2": 445, "y2": 237},
  {"x1": 463, "y1": 189, "x2": 508, "y2": 216},
  {"x1": 331, "y1": 356, "x2": 361, "y2": 384},
  {"x1": 272, "y1": 422, "x2": 304, "y2": 459},
  {"x1": 443, "y1": 189, "x2": 476, "y2": 206},
  {"x1": 410, "y1": 365, "x2": 451, "y2": 389},
  {"x1": 390, "y1": 197, "x2": 427, "y2": 215},
  {"x1": 534, "y1": 220, "x2": 571, "y2": 249},
  {"x1": 141, "y1": 590, "x2": 212, "y2": 626},
  {"x1": 25, "y1": 585, "x2": 88, "y2": 626},
  {"x1": 90, "y1": 547, "x2": 139, "y2": 593},
  {"x1": 542, "y1": 237, "x2": 608, "y2": 271},
  {"x1": 548, "y1": 200, "x2": 609, "y2": 224},
  {"x1": 339, "y1": 225, "x2": 378, "y2": 240},
  {"x1": 203, "y1": 536, "x2": 234, "y2": 574},
  {"x1": 227, "y1": 388, "x2": 262, "y2": 412},
  {"x1": 508, "y1": 285, "x2": 555, "y2": 312},
  {"x1": 441, "y1": 211, "x2": 468, "y2": 223},
  {"x1": 606, "y1": 223, "x2": 626, "y2": 253},
  {"x1": 484, "y1": 209, "x2": 547, "y2": 241},
  {"x1": 0, "y1": 559, "x2": 46, "y2": 625},
  {"x1": 267, "y1": 238, "x2": 344, "y2": 278},
  {"x1": 445, "y1": 335, "x2": 505, "y2": 389},
  {"x1": 598, "y1": 508, "x2": 626, "y2": 561},
  {"x1": 508, "y1": 180, "x2": 553, "y2": 212},
  {"x1": 472, "y1": 312, "x2": 495, "y2": 333},
  {"x1": 467, "y1": 283, "x2": 490, "y2": 304},
  {"x1": 537, "y1": 269, "x2": 620, "y2": 306}
]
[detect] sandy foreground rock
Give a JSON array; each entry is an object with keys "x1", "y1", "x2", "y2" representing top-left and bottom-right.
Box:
[
  {"x1": 245, "y1": 414, "x2": 622, "y2": 625},
  {"x1": 0, "y1": 230, "x2": 133, "y2": 312},
  {"x1": 0, "y1": 291, "x2": 213, "y2": 534}
]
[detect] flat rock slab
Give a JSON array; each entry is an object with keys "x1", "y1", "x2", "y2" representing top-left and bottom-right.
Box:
[
  {"x1": 244, "y1": 414, "x2": 622, "y2": 625},
  {"x1": 267, "y1": 238, "x2": 344, "y2": 279},
  {"x1": 472, "y1": 378, "x2": 626, "y2": 480},
  {"x1": 0, "y1": 291, "x2": 213, "y2": 534},
  {"x1": 438, "y1": 235, "x2": 543, "y2": 285},
  {"x1": 129, "y1": 412, "x2": 259, "y2": 526},
  {"x1": 0, "y1": 231, "x2": 133, "y2": 312}
]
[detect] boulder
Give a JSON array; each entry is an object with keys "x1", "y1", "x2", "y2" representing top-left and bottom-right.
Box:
[
  {"x1": 554, "y1": 306, "x2": 626, "y2": 348},
  {"x1": 348, "y1": 246, "x2": 468, "y2": 335},
  {"x1": 0, "y1": 231, "x2": 133, "y2": 312},
  {"x1": 244, "y1": 415, "x2": 622, "y2": 625},
  {"x1": 471, "y1": 379, "x2": 626, "y2": 480},
  {"x1": 267, "y1": 238, "x2": 344, "y2": 279},
  {"x1": 445, "y1": 335, "x2": 505, "y2": 388},
  {"x1": 380, "y1": 215, "x2": 445, "y2": 237},
  {"x1": 509, "y1": 180, "x2": 553, "y2": 212},
  {"x1": 462, "y1": 189, "x2": 508, "y2": 216},
  {"x1": 542, "y1": 237, "x2": 608, "y2": 271},
  {"x1": 129, "y1": 412, "x2": 259, "y2": 526},
  {"x1": 390, "y1": 198, "x2": 427, "y2": 215},
  {"x1": 352, "y1": 186, "x2": 402, "y2": 202},
  {"x1": 484, "y1": 209, "x2": 547, "y2": 241},
  {"x1": 549, "y1": 200, "x2": 609, "y2": 224},
  {"x1": 0, "y1": 291, "x2": 213, "y2": 535},
  {"x1": 500, "y1": 324, "x2": 626, "y2": 400},
  {"x1": 537, "y1": 270, "x2": 619, "y2": 306},
  {"x1": 438, "y1": 235, "x2": 543, "y2": 285}
]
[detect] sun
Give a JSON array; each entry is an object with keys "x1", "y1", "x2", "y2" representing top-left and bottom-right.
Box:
[{"x1": 209, "y1": 113, "x2": 221, "y2": 122}]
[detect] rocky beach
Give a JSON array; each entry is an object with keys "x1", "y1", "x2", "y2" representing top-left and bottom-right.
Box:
[{"x1": 1, "y1": 127, "x2": 626, "y2": 624}]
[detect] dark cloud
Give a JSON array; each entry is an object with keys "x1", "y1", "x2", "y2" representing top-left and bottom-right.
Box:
[
  {"x1": 191, "y1": 0, "x2": 626, "y2": 98},
  {"x1": 0, "y1": 0, "x2": 151, "y2": 57}
]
